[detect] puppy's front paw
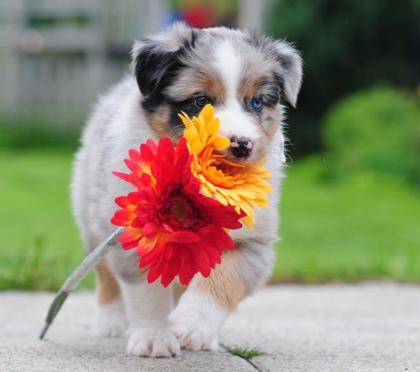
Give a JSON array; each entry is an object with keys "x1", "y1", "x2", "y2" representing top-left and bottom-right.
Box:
[
  {"x1": 127, "y1": 328, "x2": 180, "y2": 357},
  {"x1": 94, "y1": 299, "x2": 128, "y2": 337},
  {"x1": 169, "y1": 309, "x2": 219, "y2": 351}
]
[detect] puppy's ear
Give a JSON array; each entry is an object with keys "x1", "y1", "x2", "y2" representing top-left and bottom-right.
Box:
[
  {"x1": 131, "y1": 22, "x2": 196, "y2": 97},
  {"x1": 273, "y1": 41, "x2": 303, "y2": 107},
  {"x1": 132, "y1": 42, "x2": 177, "y2": 97}
]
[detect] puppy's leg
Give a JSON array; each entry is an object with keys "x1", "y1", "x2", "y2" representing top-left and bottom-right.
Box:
[
  {"x1": 94, "y1": 258, "x2": 128, "y2": 337},
  {"x1": 170, "y1": 239, "x2": 274, "y2": 351},
  {"x1": 120, "y1": 279, "x2": 180, "y2": 357}
]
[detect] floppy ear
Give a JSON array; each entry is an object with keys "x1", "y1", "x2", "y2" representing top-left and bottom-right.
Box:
[
  {"x1": 274, "y1": 41, "x2": 303, "y2": 107},
  {"x1": 132, "y1": 41, "x2": 178, "y2": 97},
  {"x1": 131, "y1": 22, "x2": 196, "y2": 97}
]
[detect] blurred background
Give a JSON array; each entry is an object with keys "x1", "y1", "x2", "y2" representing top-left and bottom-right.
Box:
[{"x1": 0, "y1": 0, "x2": 419, "y2": 290}]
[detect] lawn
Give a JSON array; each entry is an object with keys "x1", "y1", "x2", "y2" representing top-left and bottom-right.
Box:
[
  {"x1": 0, "y1": 149, "x2": 91, "y2": 290},
  {"x1": 275, "y1": 158, "x2": 420, "y2": 282},
  {"x1": 1, "y1": 149, "x2": 419, "y2": 290}
]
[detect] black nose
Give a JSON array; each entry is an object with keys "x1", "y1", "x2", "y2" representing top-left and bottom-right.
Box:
[{"x1": 230, "y1": 137, "x2": 253, "y2": 158}]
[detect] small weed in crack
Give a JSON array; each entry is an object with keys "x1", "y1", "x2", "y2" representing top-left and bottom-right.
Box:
[{"x1": 226, "y1": 346, "x2": 265, "y2": 360}]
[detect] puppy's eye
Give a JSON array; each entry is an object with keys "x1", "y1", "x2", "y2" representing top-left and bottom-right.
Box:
[
  {"x1": 250, "y1": 97, "x2": 264, "y2": 112},
  {"x1": 194, "y1": 95, "x2": 211, "y2": 108}
]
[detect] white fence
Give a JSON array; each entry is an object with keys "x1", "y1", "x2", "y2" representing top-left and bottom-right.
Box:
[
  {"x1": 0, "y1": 0, "x2": 268, "y2": 130},
  {"x1": 0, "y1": 0, "x2": 168, "y2": 128}
]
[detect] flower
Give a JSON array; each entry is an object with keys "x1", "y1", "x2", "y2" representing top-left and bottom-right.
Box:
[
  {"x1": 180, "y1": 104, "x2": 272, "y2": 228},
  {"x1": 111, "y1": 138, "x2": 243, "y2": 287}
]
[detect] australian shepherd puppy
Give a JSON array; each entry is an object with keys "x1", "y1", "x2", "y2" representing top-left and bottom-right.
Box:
[{"x1": 71, "y1": 22, "x2": 302, "y2": 357}]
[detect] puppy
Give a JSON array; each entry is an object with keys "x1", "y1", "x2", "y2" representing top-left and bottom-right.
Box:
[{"x1": 71, "y1": 22, "x2": 302, "y2": 357}]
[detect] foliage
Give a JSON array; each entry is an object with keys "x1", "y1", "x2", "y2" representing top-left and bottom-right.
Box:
[
  {"x1": 323, "y1": 87, "x2": 420, "y2": 185},
  {"x1": 267, "y1": 0, "x2": 420, "y2": 155},
  {"x1": 0, "y1": 120, "x2": 79, "y2": 150}
]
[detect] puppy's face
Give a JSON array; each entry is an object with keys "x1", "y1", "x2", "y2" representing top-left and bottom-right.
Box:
[{"x1": 133, "y1": 23, "x2": 302, "y2": 163}]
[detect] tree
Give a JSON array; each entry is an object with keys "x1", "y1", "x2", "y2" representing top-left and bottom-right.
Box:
[{"x1": 267, "y1": 0, "x2": 420, "y2": 155}]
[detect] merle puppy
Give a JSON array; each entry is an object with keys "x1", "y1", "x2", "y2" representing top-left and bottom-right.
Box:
[{"x1": 72, "y1": 22, "x2": 302, "y2": 357}]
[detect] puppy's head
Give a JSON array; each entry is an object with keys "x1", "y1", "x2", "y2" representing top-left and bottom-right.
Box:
[{"x1": 133, "y1": 22, "x2": 302, "y2": 163}]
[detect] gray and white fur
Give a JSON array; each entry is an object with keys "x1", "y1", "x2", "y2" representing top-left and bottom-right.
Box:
[{"x1": 71, "y1": 22, "x2": 302, "y2": 357}]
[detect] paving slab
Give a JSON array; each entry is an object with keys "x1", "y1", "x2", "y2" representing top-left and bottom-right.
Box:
[
  {"x1": 0, "y1": 291, "x2": 253, "y2": 372},
  {"x1": 222, "y1": 283, "x2": 420, "y2": 372},
  {"x1": 1, "y1": 283, "x2": 420, "y2": 371}
]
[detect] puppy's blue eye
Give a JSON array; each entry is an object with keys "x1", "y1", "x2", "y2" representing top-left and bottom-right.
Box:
[
  {"x1": 250, "y1": 97, "x2": 263, "y2": 112},
  {"x1": 195, "y1": 95, "x2": 210, "y2": 108}
]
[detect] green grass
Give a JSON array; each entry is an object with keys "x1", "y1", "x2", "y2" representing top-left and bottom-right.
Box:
[
  {"x1": 0, "y1": 149, "x2": 420, "y2": 290},
  {"x1": 0, "y1": 149, "x2": 93, "y2": 290},
  {"x1": 275, "y1": 157, "x2": 420, "y2": 282},
  {"x1": 226, "y1": 346, "x2": 265, "y2": 360}
]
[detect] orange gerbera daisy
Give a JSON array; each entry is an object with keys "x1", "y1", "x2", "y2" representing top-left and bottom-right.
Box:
[{"x1": 180, "y1": 104, "x2": 272, "y2": 228}]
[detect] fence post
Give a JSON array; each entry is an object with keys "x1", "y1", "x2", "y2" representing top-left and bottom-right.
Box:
[
  {"x1": 238, "y1": 0, "x2": 271, "y2": 31},
  {"x1": 0, "y1": 0, "x2": 24, "y2": 119},
  {"x1": 145, "y1": 0, "x2": 169, "y2": 33}
]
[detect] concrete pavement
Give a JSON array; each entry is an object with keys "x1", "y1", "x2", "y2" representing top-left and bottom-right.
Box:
[{"x1": 1, "y1": 283, "x2": 420, "y2": 371}]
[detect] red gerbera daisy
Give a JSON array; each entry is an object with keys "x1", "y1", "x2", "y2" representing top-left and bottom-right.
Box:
[{"x1": 111, "y1": 137, "x2": 243, "y2": 287}]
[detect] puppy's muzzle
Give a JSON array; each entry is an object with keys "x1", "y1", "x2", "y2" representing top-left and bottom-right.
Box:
[{"x1": 229, "y1": 136, "x2": 253, "y2": 159}]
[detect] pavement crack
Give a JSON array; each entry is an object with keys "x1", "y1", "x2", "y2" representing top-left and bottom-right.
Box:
[{"x1": 220, "y1": 343, "x2": 263, "y2": 372}]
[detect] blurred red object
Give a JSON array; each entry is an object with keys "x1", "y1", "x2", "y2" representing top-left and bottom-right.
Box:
[{"x1": 182, "y1": 3, "x2": 218, "y2": 28}]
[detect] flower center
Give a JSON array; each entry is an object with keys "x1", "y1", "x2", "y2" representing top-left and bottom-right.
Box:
[
  {"x1": 170, "y1": 200, "x2": 187, "y2": 222},
  {"x1": 159, "y1": 189, "x2": 205, "y2": 231}
]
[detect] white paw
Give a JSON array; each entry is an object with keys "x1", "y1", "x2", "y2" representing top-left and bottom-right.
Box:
[
  {"x1": 169, "y1": 309, "x2": 219, "y2": 351},
  {"x1": 127, "y1": 328, "x2": 180, "y2": 357},
  {"x1": 94, "y1": 299, "x2": 128, "y2": 338}
]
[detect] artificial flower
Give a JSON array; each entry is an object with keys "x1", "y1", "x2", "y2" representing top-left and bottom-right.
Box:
[
  {"x1": 111, "y1": 138, "x2": 243, "y2": 287},
  {"x1": 180, "y1": 104, "x2": 272, "y2": 228}
]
